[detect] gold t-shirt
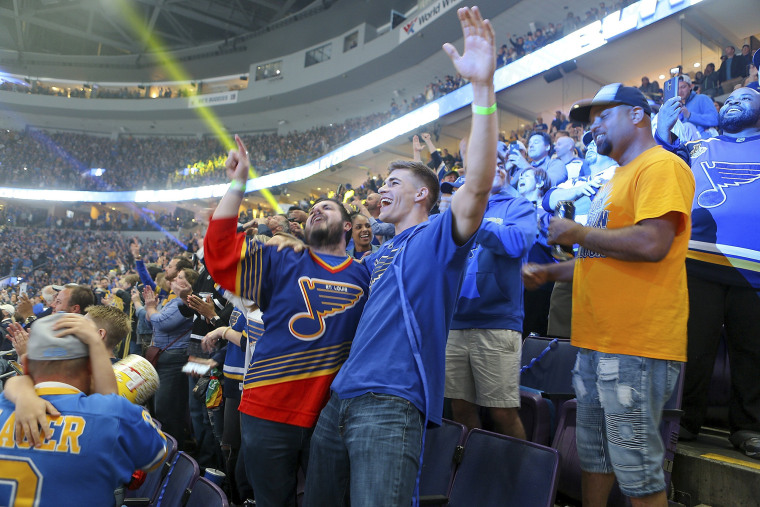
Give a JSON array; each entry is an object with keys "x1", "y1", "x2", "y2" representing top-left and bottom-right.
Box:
[{"x1": 571, "y1": 146, "x2": 695, "y2": 361}]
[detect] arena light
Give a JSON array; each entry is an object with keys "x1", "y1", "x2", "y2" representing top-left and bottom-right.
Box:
[{"x1": 0, "y1": 0, "x2": 703, "y2": 204}]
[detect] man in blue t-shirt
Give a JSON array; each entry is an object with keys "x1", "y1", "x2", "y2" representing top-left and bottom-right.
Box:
[
  {"x1": 656, "y1": 87, "x2": 760, "y2": 459},
  {"x1": 303, "y1": 7, "x2": 499, "y2": 506}
]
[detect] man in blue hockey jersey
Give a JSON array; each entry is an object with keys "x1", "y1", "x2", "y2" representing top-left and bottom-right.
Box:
[
  {"x1": 656, "y1": 87, "x2": 760, "y2": 458},
  {"x1": 0, "y1": 313, "x2": 167, "y2": 506},
  {"x1": 445, "y1": 141, "x2": 537, "y2": 439},
  {"x1": 302, "y1": 7, "x2": 499, "y2": 506}
]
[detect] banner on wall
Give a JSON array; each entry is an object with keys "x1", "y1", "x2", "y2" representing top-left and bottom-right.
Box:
[
  {"x1": 399, "y1": 0, "x2": 462, "y2": 44},
  {"x1": 187, "y1": 91, "x2": 238, "y2": 109}
]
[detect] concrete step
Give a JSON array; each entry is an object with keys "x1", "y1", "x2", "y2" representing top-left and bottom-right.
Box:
[{"x1": 671, "y1": 428, "x2": 760, "y2": 507}]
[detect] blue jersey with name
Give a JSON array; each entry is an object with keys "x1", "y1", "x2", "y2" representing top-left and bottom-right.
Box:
[
  {"x1": 331, "y1": 210, "x2": 474, "y2": 426},
  {"x1": 671, "y1": 134, "x2": 760, "y2": 288},
  {"x1": 0, "y1": 386, "x2": 167, "y2": 507}
]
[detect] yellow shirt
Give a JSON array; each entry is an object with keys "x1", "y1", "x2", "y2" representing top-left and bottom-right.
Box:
[{"x1": 571, "y1": 146, "x2": 695, "y2": 361}]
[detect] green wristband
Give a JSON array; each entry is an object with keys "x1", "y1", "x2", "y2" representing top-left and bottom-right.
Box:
[
  {"x1": 471, "y1": 102, "x2": 497, "y2": 115},
  {"x1": 229, "y1": 180, "x2": 246, "y2": 193}
]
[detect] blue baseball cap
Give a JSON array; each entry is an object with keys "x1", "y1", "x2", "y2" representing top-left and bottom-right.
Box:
[{"x1": 569, "y1": 83, "x2": 652, "y2": 123}]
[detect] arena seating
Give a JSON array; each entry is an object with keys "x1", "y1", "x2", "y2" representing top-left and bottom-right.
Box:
[{"x1": 419, "y1": 418, "x2": 468, "y2": 503}]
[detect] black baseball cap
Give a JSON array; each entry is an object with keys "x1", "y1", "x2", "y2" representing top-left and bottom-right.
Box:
[{"x1": 569, "y1": 83, "x2": 652, "y2": 124}]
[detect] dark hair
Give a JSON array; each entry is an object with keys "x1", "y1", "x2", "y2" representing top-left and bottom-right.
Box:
[
  {"x1": 529, "y1": 131, "x2": 553, "y2": 149},
  {"x1": 65, "y1": 284, "x2": 95, "y2": 315},
  {"x1": 387, "y1": 160, "x2": 440, "y2": 212},
  {"x1": 529, "y1": 168, "x2": 552, "y2": 195},
  {"x1": 312, "y1": 197, "x2": 351, "y2": 223},
  {"x1": 173, "y1": 256, "x2": 193, "y2": 272},
  {"x1": 181, "y1": 268, "x2": 200, "y2": 287}
]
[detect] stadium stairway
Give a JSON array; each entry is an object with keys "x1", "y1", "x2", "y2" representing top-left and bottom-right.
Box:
[{"x1": 670, "y1": 427, "x2": 760, "y2": 507}]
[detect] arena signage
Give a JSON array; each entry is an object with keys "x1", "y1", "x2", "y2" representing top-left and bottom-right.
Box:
[
  {"x1": 187, "y1": 91, "x2": 239, "y2": 109},
  {"x1": 399, "y1": 0, "x2": 463, "y2": 44}
]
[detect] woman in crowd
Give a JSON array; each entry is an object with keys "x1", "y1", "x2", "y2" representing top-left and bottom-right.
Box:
[
  {"x1": 345, "y1": 212, "x2": 379, "y2": 260},
  {"x1": 143, "y1": 267, "x2": 198, "y2": 442}
]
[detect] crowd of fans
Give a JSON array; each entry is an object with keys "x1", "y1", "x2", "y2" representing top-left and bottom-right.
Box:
[
  {"x1": 0, "y1": 0, "x2": 643, "y2": 194},
  {"x1": 0, "y1": 226, "x2": 190, "y2": 294}
]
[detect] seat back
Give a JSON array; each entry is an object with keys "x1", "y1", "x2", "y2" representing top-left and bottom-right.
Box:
[
  {"x1": 185, "y1": 477, "x2": 230, "y2": 507},
  {"x1": 156, "y1": 451, "x2": 199, "y2": 507},
  {"x1": 550, "y1": 399, "x2": 581, "y2": 502},
  {"x1": 520, "y1": 336, "x2": 577, "y2": 397},
  {"x1": 518, "y1": 387, "x2": 553, "y2": 446},
  {"x1": 419, "y1": 419, "x2": 467, "y2": 498},
  {"x1": 125, "y1": 433, "x2": 178, "y2": 502},
  {"x1": 448, "y1": 429, "x2": 559, "y2": 507}
]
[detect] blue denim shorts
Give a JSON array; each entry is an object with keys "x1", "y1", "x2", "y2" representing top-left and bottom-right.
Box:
[{"x1": 572, "y1": 349, "x2": 681, "y2": 497}]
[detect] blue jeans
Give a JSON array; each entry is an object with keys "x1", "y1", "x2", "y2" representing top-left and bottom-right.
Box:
[
  {"x1": 239, "y1": 413, "x2": 312, "y2": 507},
  {"x1": 572, "y1": 349, "x2": 680, "y2": 497},
  {"x1": 303, "y1": 392, "x2": 424, "y2": 507}
]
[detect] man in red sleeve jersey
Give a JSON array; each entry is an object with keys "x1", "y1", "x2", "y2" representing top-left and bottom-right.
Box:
[{"x1": 203, "y1": 137, "x2": 369, "y2": 507}]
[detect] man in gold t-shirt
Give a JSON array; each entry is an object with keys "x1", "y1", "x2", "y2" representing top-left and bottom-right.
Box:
[{"x1": 523, "y1": 84, "x2": 695, "y2": 507}]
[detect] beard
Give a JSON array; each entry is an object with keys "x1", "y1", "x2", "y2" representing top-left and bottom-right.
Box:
[
  {"x1": 596, "y1": 138, "x2": 613, "y2": 157},
  {"x1": 305, "y1": 220, "x2": 344, "y2": 249},
  {"x1": 719, "y1": 107, "x2": 760, "y2": 133}
]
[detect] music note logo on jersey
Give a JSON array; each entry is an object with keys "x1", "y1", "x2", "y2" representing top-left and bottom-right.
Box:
[
  {"x1": 698, "y1": 161, "x2": 760, "y2": 208},
  {"x1": 289, "y1": 277, "x2": 364, "y2": 341}
]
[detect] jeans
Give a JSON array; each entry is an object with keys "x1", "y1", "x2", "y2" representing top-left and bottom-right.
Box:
[
  {"x1": 154, "y1": 348, "x2": 189, "y2": 443},
  {"x1": 240, "y1": 413, "x2": 312, "y2": 507},
  {"x1": 572, "y1": 349, "x2": 680, "y2": 497},
  {"x1": 303, "y1": 392, "x2": 424, "y2": 507}
]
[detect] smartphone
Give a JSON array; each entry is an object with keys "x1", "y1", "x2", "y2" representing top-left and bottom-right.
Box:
[{"x1": 662, "y1": 67, "x2": 681, "y2": 102}]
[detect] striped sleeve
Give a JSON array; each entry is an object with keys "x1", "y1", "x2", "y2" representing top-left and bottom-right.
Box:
[{"x1": 204, "y1": 217, "x2": 268, "y2": 304}]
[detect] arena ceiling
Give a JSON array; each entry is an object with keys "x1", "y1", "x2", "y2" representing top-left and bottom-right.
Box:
[{"x1": 0, "y1": 0, "x2": 323, "y2": 56}]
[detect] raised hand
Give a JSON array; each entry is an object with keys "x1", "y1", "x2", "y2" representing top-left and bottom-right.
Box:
[
  {"x1": 16, "y1": 294, "x2": 33, "y2": 320},
  {"x1": 142, "y1": 286, "x2": 157, "y2": 308},
  {"x1": 442, "y1": 7, "x2": 496, "y2": 86},
  {"x1": 225, "y1": 134, "x2": 251, "y2": 182},
  {"x1": 412, "y1": 135, "x2": 423, "y2": 161},
  {"x1": 7, "y1": 322, "x2": 29, "y2": 356},
  {"x1": 656, "y1": 96, "x2": 683, "y2": 143}
]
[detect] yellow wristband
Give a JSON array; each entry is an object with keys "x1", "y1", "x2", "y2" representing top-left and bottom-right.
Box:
[
  {"x1": 222, "y1": 327, "x2": 230, "y2": 341},
  {"x1": 229, "y1": 180, "x2": 246, "y2": 193},
  {"x1": 472, "y1": 102, "x2": 497, "y2": 115}
]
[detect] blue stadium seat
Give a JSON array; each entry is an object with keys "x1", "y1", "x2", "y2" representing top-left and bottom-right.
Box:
[
  {"x1": 154, "y1": 451, "x2": 200, "y2": 507},
  {"x1": 519, "y1": 387, "x2": 553, "y2": 446},
  {"x1": 124, "y1": 433, "x2": 178, "y2": 505},
  {"x1": 185, "y1": 476, "x2": 229, "y2": 507},
  {"x1": 419, "y1": 418, "x2": 468, "y2": 503},
  {"x1": 446, "y1": 429, "x2": 559, "y2": 507},
  {"x1": 520, "y1": 336, "x2": 578, "y2": 399}
]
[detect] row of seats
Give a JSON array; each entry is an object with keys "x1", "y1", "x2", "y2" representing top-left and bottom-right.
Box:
[
  {"x1": 516, "y1": 336, "x2": 686, "y2": 505},
  {"x1": 419, "y1": 422, "x2": 560, "y2": 506},
  {"x1": 122, "y1": 432, "x2": 229, "y2": 507}
]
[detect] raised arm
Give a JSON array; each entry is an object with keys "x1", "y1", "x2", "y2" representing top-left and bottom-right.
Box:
[{"x1": 445, "y1": 7, "x2": 497, "y2": 245}]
